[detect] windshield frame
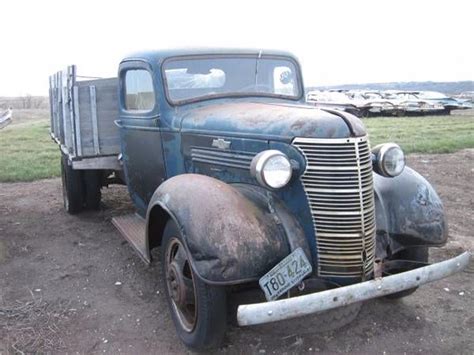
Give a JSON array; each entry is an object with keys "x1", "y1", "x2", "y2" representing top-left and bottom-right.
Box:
[{"x1": 161, "y1": 54, "x2": 304, "y2": 106}]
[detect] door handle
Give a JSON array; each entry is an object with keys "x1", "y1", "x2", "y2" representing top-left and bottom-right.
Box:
[{"x1": 114, "y1": 118, "x2": 160, "y2": 130}]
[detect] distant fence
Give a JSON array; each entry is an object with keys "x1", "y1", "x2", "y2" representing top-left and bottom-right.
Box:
[{"x1": 0, "y1": 96, "x2": 49, "y2": 110}]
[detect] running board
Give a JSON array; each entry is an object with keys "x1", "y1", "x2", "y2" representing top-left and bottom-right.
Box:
[{"x1": 112, "y1": 214, "x2": 150, "y2": 264}]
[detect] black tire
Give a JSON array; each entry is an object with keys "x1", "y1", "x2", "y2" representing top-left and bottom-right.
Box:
[
  {"x1": 61, "y1": 154, "x2": 84, "y2": 214},
  {"x1": 384, "y1": 247, "x2": 429, "y2": 299},
  {"x1": 83, "y1": 170, "x2": 102, "y2": 210},
  {"x1": 161, "y1": 220, "x2": 227, "y2": 350},
  {"x1": 297, "y1": 302, "x2": 362, "y2": 333},
  {"x1": 317, "y1": 302, "x2": 362, "y2": 331},
  {"x1": 361, "y1": 109, "x2": 371, "y2": 118},
  {"x1": 396, "y1": 110, "x2": 406, "y2": 117}
]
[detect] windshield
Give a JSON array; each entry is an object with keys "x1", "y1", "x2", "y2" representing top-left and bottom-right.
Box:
[{"x1": 163, "y1": 55, "x2": 301, "y2": 104}]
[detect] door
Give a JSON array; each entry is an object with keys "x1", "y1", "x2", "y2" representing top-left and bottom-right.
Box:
[{"x1": 117, "y1": 62, "x2": 166, "y2": 216}]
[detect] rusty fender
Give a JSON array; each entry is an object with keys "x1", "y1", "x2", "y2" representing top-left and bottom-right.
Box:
[
  {"x1": 374, "y1": 166, "x2": 447, "y2": 255},
  {"x1": 237, "y1": 251, "x2": 471, "y2": 326},
  {"x1": 146, "y1": 174, "x2": 311, "y2": 285}
]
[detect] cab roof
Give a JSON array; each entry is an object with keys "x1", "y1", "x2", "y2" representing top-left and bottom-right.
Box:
[{"x1": 121, "y1": 48, "x2": 299, "y2": 64}]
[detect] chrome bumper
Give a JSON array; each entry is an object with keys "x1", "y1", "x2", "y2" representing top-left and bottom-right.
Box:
[{"x1": 237, "y1": 251, "x2": 471, "y2": 326}]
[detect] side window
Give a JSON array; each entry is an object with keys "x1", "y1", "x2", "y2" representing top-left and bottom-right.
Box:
[{"x1": 124, "y1": 69, "x2": 155, "y2": 111}]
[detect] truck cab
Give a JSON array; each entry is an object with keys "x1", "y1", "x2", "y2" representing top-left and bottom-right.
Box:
[
  {"x1": 117, "y1": 49, "x2": 306, "y2": 214},
  {"x1": 49, "y1": 48, "x2": 470, "y2": 351}
]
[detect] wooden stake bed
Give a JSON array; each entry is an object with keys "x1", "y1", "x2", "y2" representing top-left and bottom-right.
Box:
[{"x1": 112, "y1": 214, "x2": 150, "y2": 263}]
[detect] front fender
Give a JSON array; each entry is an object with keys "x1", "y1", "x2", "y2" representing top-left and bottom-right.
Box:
[
  {"x1": 146, "y1": 174, "x2": 310, "y2": 285},
  {"x1": 374, "y1": 166, "x2": 447, "y2": 256}
]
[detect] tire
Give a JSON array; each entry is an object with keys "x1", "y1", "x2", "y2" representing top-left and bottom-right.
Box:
[
  {"x1": 396, "y1": 110, "x2": 406, "y2": 117},
  {"x1": 361, "y1": 109, "x2": 371, "y2": 118},
  {"x1": 384, "y1": 247, "x2": 429, "y2": 299},
  {"x1": 61, "y1": 154, "x2": 84, "y2": 214},
  {"x1": 83, "y1": 170, "x2": 102, "y2": 210},
  {"x1": 161, "y1": 220, "x2": 227, "y2": 350},
  {"x1": 306, "y1": 302, "x2": 362, "y2": 332}
]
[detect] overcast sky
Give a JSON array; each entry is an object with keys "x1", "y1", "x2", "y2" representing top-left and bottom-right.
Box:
[{"x1": 0, "y1": 0, "x2": 472, "y2": 96}]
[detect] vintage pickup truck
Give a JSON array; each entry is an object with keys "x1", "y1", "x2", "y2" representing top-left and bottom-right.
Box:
[{"x1": 49, "y1": 49, "x2": 470, "y2": 350}]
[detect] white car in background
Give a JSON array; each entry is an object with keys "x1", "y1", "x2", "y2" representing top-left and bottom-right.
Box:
[
  {"x1": 383, "y1": 91, "x2": 444, "y2": 116},
  {"x1": 306, "y1": 90, "x2": 361, "y2": 116},
  {"x1": 347, "y1": 91, "x2": 399, "y2": 117}
]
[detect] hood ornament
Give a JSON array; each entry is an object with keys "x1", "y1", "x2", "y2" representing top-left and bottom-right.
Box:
[{"x1": 212, "y1": 138, "x2": 231, "y2": 150}]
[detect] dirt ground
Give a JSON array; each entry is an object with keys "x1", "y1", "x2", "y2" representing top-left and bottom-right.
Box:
[{"x1": 0, "y1": 150, "x2": 473, "y2": 354}]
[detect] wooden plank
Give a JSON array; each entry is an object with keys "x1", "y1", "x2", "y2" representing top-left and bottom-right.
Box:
[
  {"x1": 49, "y1": 76, "x2": 54, "y2": 136},
  {"x1": 77, "y1": 86, "x2": 94, "y2": 156},
  {"x1": 76, "y1": 77, "x2": 117, "y2": 88},
  {"x1": 71, "y1": 155, "x2": 121, "y2": 170},
  {"x1": 62, "y1": 71, "x2": 69, "y2": 149},
  {"x1": 67, "y1": 66, "x2": 76, "y2": 156},
  {"x1": 58, "y1": 72, "x2": 65, "y2": 145},
  {"x1": 95, "y1": 82, "x2": 120, "y2": 155},
  {"x1": 73, "y1": 85, "x2": 82, "y2": 156},
  {"x1": 89, "y1": 85, "x2": 100, "y2": 155},
  {"x1": 56, "y1": 72, "x2": 61, "y2": 140},
  {"x1": 53, "y1": 73, "x2": 59, "y2": 138}
]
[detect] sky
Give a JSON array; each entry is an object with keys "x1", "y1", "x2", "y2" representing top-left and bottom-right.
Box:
[{"x1": 0, "y1": 0, "x2": 472, "y2": 96}]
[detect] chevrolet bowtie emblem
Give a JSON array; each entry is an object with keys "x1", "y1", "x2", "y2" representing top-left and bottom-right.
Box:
[{"x1": 212, "y1": 138, "x2": 231, "y2": 150}]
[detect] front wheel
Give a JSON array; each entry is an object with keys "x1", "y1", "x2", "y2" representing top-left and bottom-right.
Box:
[
  {"x1": 161, "y1": 220, "x2": 227, "y2": 350},
  {"x1": 384, "y1": 247, "x2": 429, "y2": 299}
]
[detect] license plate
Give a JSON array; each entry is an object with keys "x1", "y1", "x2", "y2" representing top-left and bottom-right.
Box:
[{"x1": 259, "y1": 248, "x2": 312, "y2": 301}]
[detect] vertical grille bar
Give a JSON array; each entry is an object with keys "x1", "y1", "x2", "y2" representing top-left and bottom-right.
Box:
[{"x1": 293, "y1": 136, "x2": 375, "y2": 278}]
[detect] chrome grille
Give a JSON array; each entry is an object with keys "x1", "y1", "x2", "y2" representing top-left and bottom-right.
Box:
[{"x1": 293, "y1": 136, "x2": 375, "y2": 278}]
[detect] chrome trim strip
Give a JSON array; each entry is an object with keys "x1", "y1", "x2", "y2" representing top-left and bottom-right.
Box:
[{"x1": 190, "y1": 147, "x2": 255, "y2": 169}]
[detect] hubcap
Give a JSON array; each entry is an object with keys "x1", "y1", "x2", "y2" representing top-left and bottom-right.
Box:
[{"x1": 165, "y1": 237, "x2": 197, "y2": 332}]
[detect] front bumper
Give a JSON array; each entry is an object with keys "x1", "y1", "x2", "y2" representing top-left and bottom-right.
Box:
[{"x1": 237, "y1": 251, "x2": 470, "y2": 326}]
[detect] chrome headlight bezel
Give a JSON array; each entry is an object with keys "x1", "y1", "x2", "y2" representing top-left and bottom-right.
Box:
[
  {"x1": 250, "y1": 150, "x2": 292, "y2": 189},
  {"x1": 372, "y1": 143, "x2": 406, "y2": 177}
]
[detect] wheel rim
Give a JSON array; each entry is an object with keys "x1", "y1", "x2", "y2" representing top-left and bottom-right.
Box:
[{"x1": 165, "y1": 237, "x2": 197, "y2": 332}]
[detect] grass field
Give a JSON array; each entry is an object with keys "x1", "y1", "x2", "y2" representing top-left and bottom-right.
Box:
[
  {"x1": 366, "y1": 114, "x2": 474, "y2": 153},
  {"x1": 0, "y1": 111, "x2": 60, "y2": 182},
  {"x1": 0, "y1": 110, "x2": 472, "y2": 182}
]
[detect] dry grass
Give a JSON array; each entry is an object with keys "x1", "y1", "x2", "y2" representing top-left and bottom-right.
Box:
[{"x1": 0, "y1": 294, "x2": 74, "y2": 353}]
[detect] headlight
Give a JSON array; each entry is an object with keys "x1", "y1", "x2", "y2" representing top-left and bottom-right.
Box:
[
  {"x1": 251, "y1": 150, "x2": 292, "y2": 189},
  {"x1": 372, "y1": 143, "x2": 405, "y2": 177}
]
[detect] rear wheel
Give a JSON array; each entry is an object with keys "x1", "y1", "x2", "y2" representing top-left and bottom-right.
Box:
[
  {"x1": 83, "y1": 170, "x2": 102, "y2": 210},
  {"x1": 161, "y1": 220, "x2": 227, "y2": 350},
  {"x1": 384, "y1": 247, "x2": 429, "y2": 299},
  {"x1": 61, "y1": 154, "x2": 84, "y2": 214}
]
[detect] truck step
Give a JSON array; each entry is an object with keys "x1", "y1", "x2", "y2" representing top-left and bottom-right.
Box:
[{"x1": 112, "y1": 214, "x2": 150, "y2": 264}]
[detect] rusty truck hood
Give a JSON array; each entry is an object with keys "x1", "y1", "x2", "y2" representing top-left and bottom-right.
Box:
[{"x1": 178, "y1": 101, "x2": 366, "y2": 140}]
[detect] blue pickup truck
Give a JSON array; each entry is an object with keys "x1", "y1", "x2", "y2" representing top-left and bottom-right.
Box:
[{"x1": 49, "y1": 48, "x2": 470, "y2": 350}]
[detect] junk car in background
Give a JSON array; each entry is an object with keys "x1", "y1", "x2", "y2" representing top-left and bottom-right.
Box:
[
  {"x1": 347, "y1": 91, "x2": 399, "y2": 117},
  {"x1": 382, "y1": 91, "x2": 445, "y2": 116},
  {"x1": 49, "y1": 48, "x2": 470, "y2": 350},
  {"x1": 416, "y1": 91, "x2": 473, "y2": 114},
  {"x1": 306, "y1": 90, "x2": 361, "y2": 116},
  {"x1": 0, "y1": 107, "x2": 12, "y2": 129}
]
